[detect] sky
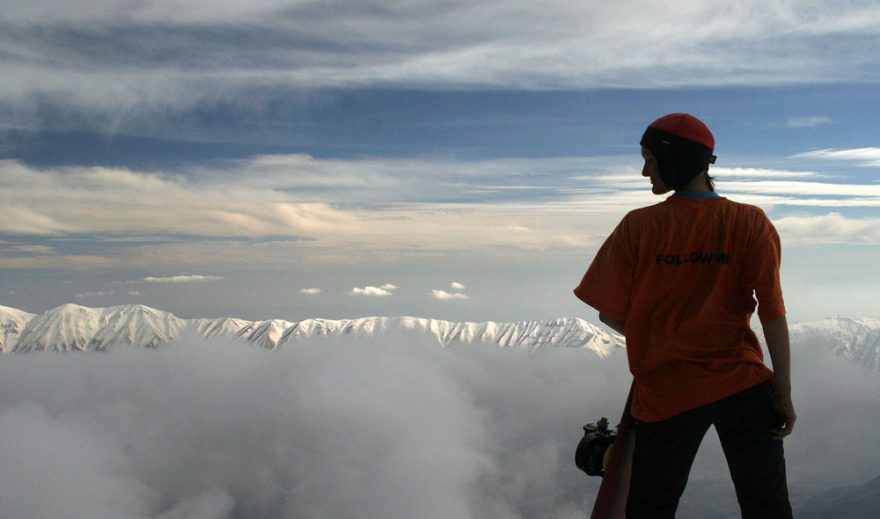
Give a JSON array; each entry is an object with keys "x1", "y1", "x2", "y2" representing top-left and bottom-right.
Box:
[{"x1": 2, "y1": 0, "x2": 880, "y2": 322}]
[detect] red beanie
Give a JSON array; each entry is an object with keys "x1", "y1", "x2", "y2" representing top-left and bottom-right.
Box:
[{"x1": 647, "y1": 113, "x2": 715, "y2": 150}]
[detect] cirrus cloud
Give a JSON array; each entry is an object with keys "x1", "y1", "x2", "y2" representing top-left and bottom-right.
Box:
[
  {"x1": 794, "y1": 148, "x2": 880, "y2": 167},
  {"x1": 785, "y1": 116, "x2": 835, "y2": 128},
  {"x1": 3, "y1": 0, "x2": 880, "y2": 120}
]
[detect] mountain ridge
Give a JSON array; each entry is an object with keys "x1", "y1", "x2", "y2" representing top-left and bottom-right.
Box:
[
  {"x1": 3, "y1": 304, "x2": 879, "y2": 371},
  {"x1": 1, "y1": 303, "x2": 624, "y2": 357}
]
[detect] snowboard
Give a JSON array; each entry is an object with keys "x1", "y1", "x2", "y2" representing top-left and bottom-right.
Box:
[{"x1": 590, "y1": 383, "x2": 635, "y2": 519}]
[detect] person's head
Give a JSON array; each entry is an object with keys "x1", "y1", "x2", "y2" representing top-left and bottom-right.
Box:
[{"x1": 639, "y1": 113, "x2": 716, "y2": 194}]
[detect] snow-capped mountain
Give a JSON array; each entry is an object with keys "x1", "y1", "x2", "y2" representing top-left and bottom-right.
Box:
[
  {"x1": 10, "y1": 304, "x2": 185, "y2": 353},
  {"x1": 790, "y1": 317, "x2": 880, "y2": 372},
  {"x1": 10, "y1": 304, "x2": 104, "y2": 352},
  {"x1": 3, "y1": 304, "x2": 880, "y2": 371},
  {"x1": 0, "y1": 304, "x2": 36, "y2": 352},
  {"x1": 2, "y1": 304, "x2": 624, "y2": 356}
]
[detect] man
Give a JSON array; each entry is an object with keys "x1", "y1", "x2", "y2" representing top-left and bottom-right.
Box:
[{"x1": 574, "y1": 113, "x2": 795, "y2": 518}]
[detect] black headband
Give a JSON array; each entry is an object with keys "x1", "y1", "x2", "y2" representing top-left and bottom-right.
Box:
[{"x1": 640, "y1": 127, "x2": 717, "y2": 188}]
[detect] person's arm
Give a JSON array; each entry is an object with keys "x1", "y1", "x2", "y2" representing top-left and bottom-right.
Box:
[
  {"x1": 599, "y1": 313, "x2": 626, "y2": 336},
  {"x1": 762, "y1": 315, "x2": 796, "y2": 439}
]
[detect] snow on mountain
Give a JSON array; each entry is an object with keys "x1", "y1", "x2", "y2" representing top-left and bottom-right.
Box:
[
  {"x1": 276, "y1": 316, "x2": 622, "y2": 355},
  {"x1": 12, "y1": 304, "x2": 105, "y2": 352},
  {"x1": 236, "y1": 319, "x2": 297, "y2": 349},
  {"x1": 791, "y1": 317, "x2": 880, "y2": 372},
  {"x1": 0, "y1": 305, "x2": 37, "y2": 352},
  {"x1": 11, "y1": 304, "x2": 185, "y2": 353},
  {"x1": 90, "y1": 305, "x2": 185, "y2": 351},
  {"x1": 189, "y1": 317, "x2": 253, "y2": 339},
  {"x1": 4, "y1": 304, "x2": 880, "y2": 370},
  {"x1": 3, "y1": 304, "x2": 624, "y2": 355}
]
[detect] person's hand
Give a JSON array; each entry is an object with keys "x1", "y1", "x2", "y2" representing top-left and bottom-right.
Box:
[{"x1": 771, "y1": 393, "x2": 796, "y2": 439}]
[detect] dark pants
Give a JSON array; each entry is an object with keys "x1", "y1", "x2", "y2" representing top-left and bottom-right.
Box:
[{"x1": 626, "y1": 382, "x2": 792, "y2": 519}]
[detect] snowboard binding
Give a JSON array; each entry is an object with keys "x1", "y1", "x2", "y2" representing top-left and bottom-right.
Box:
[{"x1": 575, "y1": 417, "x2": 618, "y2": 477}]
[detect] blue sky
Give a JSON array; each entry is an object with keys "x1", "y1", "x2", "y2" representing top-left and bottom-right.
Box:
[{"x1": 1, "y1": 0, "x2": 879, "y2": 322}]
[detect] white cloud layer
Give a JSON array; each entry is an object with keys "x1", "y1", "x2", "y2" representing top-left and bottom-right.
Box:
[
  {"x1": 299, "y1": 288, "x2": 322, "y2": 295},
  {"x1": 0, "y1": 333, "x2": 876, "y2": 517}
]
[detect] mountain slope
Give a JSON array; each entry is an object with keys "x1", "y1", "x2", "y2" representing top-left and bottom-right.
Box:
[
  {"x1": 91, "y1": 305, "x2": 185, "y2": 351},
  {"x1": 797, "y1": 473, "x2": 880, "y2": 519},
  {"x1": 12, "y1": 304, "x2": 104, "y2": 352}
]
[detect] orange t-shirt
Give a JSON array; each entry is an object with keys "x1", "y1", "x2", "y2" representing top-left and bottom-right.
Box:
[{"x1": 574, "y1": 195, "x2": 785, "y2": 422}]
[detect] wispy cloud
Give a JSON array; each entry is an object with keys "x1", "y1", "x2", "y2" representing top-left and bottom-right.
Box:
[
  {"x1": 300, "y1": 288, "x2": 322, "y2": 295},
  {"x1": 3, "y1": 1, "x2": 880, "y2": 119},
  {"x1": 719, "y1": 180, "x2": 880, "y2": 199},
  {"x1": 785, "y1": 116, "x2": 834, "y2": 128},
  {"x1": 0, "y1": 159, "x2": 355, "y2": 238},
  {"x1": 450, "y1": 282, "x2": 466, "y2": 291},
  {"x1": 0, "y1": 157, "x2": 623, "y2": 272},
  {"x1": 711, "y1": 167, "x2": 823, "y2": 179},
  {"x1": 793, "y1": 148, "x2": 880, "y2": 167},
  {"x1": 74, "y1": 291, "x2": 109, "y2": 299},
  {"x1": 7, "y1": 244, "x2": 56, "y2": 255},
  {"x1": 141, "y1": 275, "x2": 223, "y2": 284}
]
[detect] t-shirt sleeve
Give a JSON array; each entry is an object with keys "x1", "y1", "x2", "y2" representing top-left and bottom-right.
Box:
[
  {"x1": 573, "y1": 218, "x2": 636, "y2": 321},
  {"x1": 743, "y1": 211, "x2": 786, "y2": 322}
]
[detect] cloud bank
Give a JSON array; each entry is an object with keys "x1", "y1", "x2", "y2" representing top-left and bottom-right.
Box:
[
  {"x1": 0, "y1": 334, "x2": 624, "y2": 518},
  {"x1": 0, "y1": 332, "x2": 877, "y2": 518}
]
